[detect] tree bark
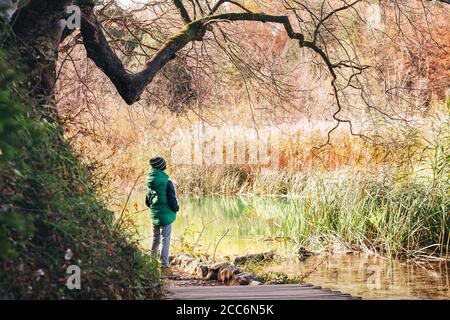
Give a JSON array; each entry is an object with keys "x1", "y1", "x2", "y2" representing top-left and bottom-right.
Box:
[{"x1": 10, "y1": 0, "x2": 72, "y2": 118}]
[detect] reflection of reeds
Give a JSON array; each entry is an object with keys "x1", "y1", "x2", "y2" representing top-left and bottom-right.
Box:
[
  {"x1": 246, "y1": 253, "x2": 331, "y2": 284},
  {"x1": 212, "y1": 229, "x2": 231, "y2": 263}
]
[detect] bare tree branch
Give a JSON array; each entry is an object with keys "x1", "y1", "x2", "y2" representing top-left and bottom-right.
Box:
[
  {"x1": 79, "y1": 1, "x2": 206, "y2": 104},
  {"x1": 79, "y1": 2, "x2": 311, "y2": 105},
  {"x1": 173, "y1": 0, "x2": 192, "y2": 23}
]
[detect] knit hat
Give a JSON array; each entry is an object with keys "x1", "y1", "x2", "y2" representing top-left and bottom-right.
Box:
[{"x1": 149, "y1": 156, "x2": 166, "y2": 171}]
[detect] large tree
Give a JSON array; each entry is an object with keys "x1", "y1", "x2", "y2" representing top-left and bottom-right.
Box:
[{"x1": 6, "y1": 0, "x2": 449, "y2": 138}]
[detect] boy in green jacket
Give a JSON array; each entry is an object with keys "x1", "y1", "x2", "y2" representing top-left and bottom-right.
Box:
[{"x1": 146, "y1": 157, "x2": 179, "y2": 268}]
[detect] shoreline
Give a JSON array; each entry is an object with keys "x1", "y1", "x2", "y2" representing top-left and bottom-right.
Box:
[{"x1": 164, "y1": 250, "x2": 450, "y2": 300}]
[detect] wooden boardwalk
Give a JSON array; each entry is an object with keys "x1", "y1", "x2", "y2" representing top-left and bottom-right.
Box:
[{"x1": 167, "y1": 283, "x2": 361, "y2": 300}]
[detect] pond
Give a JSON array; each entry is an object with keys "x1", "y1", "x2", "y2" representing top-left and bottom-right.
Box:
[
  {"x1": 129, "y1": 195, "x2": 449, "y2": 300},
  {"x1": 132, "y1": 195, "x2": 294, "y2": 256},
  {"x1": 264, "y1": 254, "x2": 449, "y2": 300}
]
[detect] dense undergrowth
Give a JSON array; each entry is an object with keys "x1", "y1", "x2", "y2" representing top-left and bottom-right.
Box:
[
  {"x1": 0, "y1": 23, "x2": 161, "y2": 299},
  {"x1": 230, "y1": 166, "x2": 449, "y2": 259}
]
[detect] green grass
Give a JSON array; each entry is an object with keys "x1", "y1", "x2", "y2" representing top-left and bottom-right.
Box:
[{"x1": 277, "y1": 168, "x2": 448, "y2": 258}]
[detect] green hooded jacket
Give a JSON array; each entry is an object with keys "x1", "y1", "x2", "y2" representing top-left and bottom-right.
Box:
[{"x1": 146, "y1": 168, "x2": 177, "y2": 226}]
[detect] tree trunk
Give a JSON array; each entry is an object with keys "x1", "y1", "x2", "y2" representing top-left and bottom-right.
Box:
[{"x1": 10, "y1": 0, "x2": 72, "y2": 120}]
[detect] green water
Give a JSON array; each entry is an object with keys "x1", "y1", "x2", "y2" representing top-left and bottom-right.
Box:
[
  {"x1": 128, "y1": 195, "x2": 449, "y2": 300},
  {"x1": 133, "y1": 195, "x2": 292, "y2": 256}
]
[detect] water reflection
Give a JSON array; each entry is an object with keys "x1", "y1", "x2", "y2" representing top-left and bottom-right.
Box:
[
  {"x1": 132, "y1": 195, "x2": 290, "y2": 256},
  {"x1": 264, "y1": 253, "x2": 449, "y2": 300},
  {"x1": 129, "y1": 194, "x2": 449, "y2": 299}
]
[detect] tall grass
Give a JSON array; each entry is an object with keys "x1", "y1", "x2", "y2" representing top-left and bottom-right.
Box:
[
  {"x1": 167, "y1": 108, "x2": 449, "y2": 258},
  {"x1": 274, "y1": 167, "x2": 448, "y2": 258},
  {"x1": 78, "y1": 99, "x2": 448, "y2": 259}
]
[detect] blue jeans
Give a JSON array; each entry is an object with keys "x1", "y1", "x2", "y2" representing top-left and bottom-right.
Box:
[{"x1": 151, "y1": 223, "x2": 172, "y2": 267}]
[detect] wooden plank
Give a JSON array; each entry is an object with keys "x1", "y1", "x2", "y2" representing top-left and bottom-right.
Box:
[
  {"x1": 167, "y1": 284, "x2": 361, "y2": 300},
  {"x1": 170, "y1": 295, "x2": 354, "y2": 300},
  {"x1": 169, "y1": 292, "x2": 352, "y2": 298},
  {"x1": 168, "y1": 292, "x2": 357, "y2": 300},
  {"x1": 169, "y1": 288, "x2": 342, "y2": 296},
  {"x1": 167, "y1": 286, "x2": 343, "y2": 296},
  {"x1": 168, "y1": 285, "x2": 326, "y2": 293}
]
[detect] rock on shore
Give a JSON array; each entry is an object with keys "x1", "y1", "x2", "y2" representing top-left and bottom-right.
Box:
[{"x1": 170, "y1": 254, "x2": 262, "y2": 285}]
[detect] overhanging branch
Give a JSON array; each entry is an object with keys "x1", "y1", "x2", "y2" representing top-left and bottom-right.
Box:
[
  {"x1": 173, "y1": 0, "x2": 192, "y2": 24},
  {"x1": 79, "y1": 3, "x2": 205, "y2": 104},
  {"x1": 79, "y1": 6, "x2": 320, "y2": 105}
]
